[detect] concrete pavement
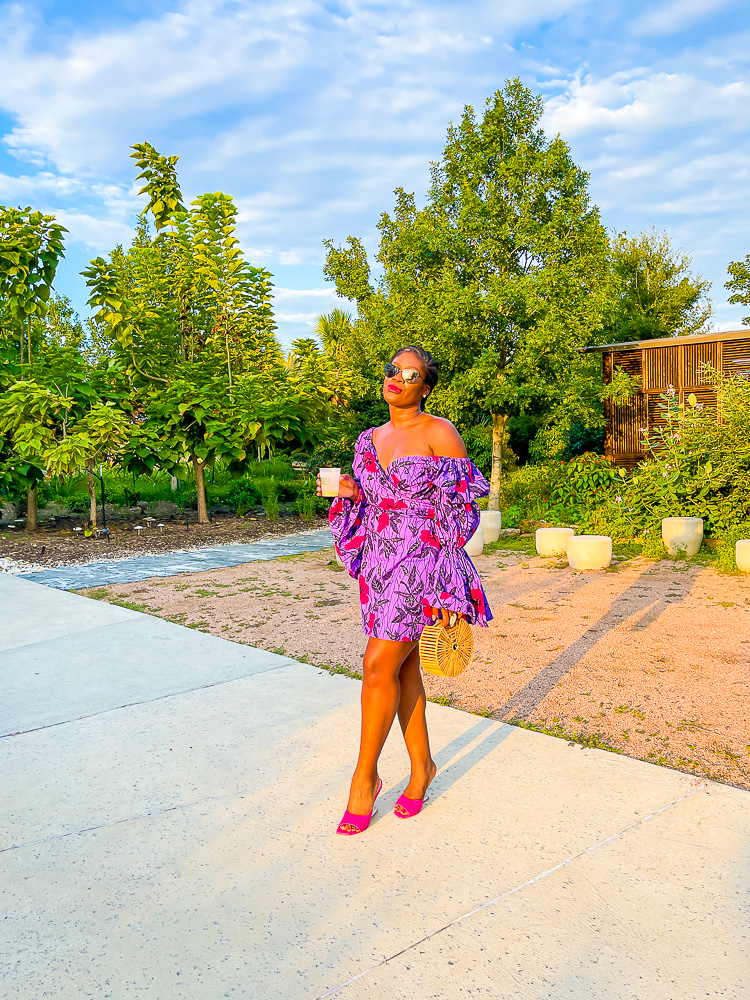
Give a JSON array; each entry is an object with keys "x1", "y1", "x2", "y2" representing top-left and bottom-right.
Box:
[{"x1": 1, "y1": 572, "x2": 748, "y2": 998}]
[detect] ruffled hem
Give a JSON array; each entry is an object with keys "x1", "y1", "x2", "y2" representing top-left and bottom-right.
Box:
[{"x1": 421, "y1": 545, "x2": 493, "y2": 627}]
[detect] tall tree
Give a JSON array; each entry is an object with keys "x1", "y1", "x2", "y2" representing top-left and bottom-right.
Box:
[
  {"x1": 324, "y1": 79, "x2": 611, "y2": 506},
  {"x1": 601, "y1": 228, "x2": 711, "y2": 344},
  {"x1": 0, "y1": 206, "x2": 67, "y2": 366}
]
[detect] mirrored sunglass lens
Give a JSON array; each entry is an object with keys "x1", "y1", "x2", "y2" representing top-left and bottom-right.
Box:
[
  {"x1": 401, "y1": 369, "x2": 420, "y2": 383},
  {"x1": 384, "y1": 363, "x2": 398, "y2": 377}
]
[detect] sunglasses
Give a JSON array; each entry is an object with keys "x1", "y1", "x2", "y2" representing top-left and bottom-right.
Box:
[{"x1": 384, "y1": 362, "x2": 423, "y2": 385}]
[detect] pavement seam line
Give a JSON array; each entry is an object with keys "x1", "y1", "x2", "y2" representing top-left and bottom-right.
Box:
[
  {"x1": 0, "y1": 658, "x2": 298, "y2": 740},
  {"x1": 315, "y1": 783, "x2": 705, "y2": 999},
  {"x1": 0, "y1": 772, "x2": 316, "y2": 854}
]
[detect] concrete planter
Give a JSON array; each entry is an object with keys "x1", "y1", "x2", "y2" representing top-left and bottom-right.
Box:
[
  {"x1": 479, "y1": 510, "x2": 502, "y2": 543},
  {"x1": 535, "y1": 526, "x2": 575, "y2": 557},
  {"x1": 661, "y1": 517, "x2": 703, "y2": 557},
  {"x1": 464, "y1": 526, "x2": 484, "y2": 558},
  {"x1": 736, "y1": 539, "x2": 750, "y2": 573},
  {"x1": 566, "y1": 534, "x2": 612, "y2": 570}
]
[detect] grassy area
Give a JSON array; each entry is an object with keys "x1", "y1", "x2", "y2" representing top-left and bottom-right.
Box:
[{"x1": 484, "y1": 536, "x2": 536, "y2": 556}]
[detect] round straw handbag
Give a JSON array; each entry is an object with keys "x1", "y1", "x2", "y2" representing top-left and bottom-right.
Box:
[{"x1": 419, "y1": 613, "x2": 473, "y2": 678}]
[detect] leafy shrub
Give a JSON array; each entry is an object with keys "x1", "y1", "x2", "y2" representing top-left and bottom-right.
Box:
[
  {"x1": 584, "y1": 377, "x2": 750, "y2": 538},
  {"x1": 715, "y1": 522, "x2": 750, "y2": 573},
  {"x1": 66, "y1": 494, "x2": 90, "y2": 513},
  {"x1": 549, "y1": 453, "x2": 625, "y2": 519}
]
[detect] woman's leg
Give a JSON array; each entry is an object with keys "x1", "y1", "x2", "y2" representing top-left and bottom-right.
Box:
[
  {"x1": 397, "y1": 646, "x2": 437, "y2": 801},
  {"x1": 346, "y1": 637, "x2": 416, "y2": 816}
]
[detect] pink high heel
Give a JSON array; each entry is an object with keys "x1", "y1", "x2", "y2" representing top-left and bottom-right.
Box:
[
  {"x1": 336, "y1": 779, "x2": 383, "y2": 836},
  {"x1": 394, "y1": 793, "x2": 426, "y2": 819}
]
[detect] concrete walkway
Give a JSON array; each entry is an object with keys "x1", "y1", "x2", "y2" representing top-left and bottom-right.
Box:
[
  {"x1": 1, "y1": 572, "x2": 748, "y2": 999},
  {"x1": 18, "y1": 526, "x2": 334, "y2": 589}
]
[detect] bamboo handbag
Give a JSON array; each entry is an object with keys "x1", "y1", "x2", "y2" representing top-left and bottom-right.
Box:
[{"x1": 419, "y1": 612, "x2": 473, "y2": 678}]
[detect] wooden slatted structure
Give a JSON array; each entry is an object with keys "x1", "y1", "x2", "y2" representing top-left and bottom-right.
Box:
[{"x1": 583, "y1": 330, "x2": 750, "y2": 468}]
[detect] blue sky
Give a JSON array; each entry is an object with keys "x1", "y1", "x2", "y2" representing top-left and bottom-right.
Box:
[{"x1": 1, "y1": 0, "x2": 749, "y2": 348}]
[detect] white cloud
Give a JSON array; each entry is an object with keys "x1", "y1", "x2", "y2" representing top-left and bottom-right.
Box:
[
  {"x1": 51, "y1": 210, "x2": 134, "y2": 252},
  {"x1": 631, "y1": 0, "x2": 741, "y2": 37},
  {"x1": 272, "y1": 287, "x2": 340, "y2": 302},
  {"x1": 2, "y1": 0, "x2": 750, "y2": 336},
  {"x1": 545, "y1": 71, "x2": 750, "y2": 138}
]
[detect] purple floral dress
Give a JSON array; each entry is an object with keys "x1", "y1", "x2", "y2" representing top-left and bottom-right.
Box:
[{"x1": 329, "y1": 428, "x2": 493, "y2": 642}]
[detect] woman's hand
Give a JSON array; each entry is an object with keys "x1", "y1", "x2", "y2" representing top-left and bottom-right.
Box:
[{"x1": 316, "y1": 473, "x2": 360, "y2": 502}]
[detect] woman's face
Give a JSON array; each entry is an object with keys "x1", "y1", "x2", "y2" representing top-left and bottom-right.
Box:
[{"x1": 383, "y1": 351, "x2": 429, "y2": 408}]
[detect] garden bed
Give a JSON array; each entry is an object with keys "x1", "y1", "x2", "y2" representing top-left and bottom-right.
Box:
[
  {"x1": 81, "y1": 541, "x2": 750, "y2": 791},
  {"x1": 0, "y1": 510, "x2": 329, "y2": 572}
]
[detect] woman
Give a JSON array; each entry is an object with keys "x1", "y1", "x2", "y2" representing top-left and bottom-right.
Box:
[{"x1": 321, "y1": 345, "x2": 493, "y2": 836}]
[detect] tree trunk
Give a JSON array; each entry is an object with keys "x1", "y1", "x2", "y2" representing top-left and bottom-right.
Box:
[
  {"x1": 488, "y1": 412, "x2": 506, "y2": 511},
  {"x1": 86, "y1": 467, "x2": 97, "y2": 526},
  {"x1": 27, "y1": 315, "x2": 32, "y2": 365},
  {"x1": 192, "y1": 456, "x2": 209, "y2": 524},
  {"x1": 26, "y1": 487, "x2": 38, "y2": 531}
]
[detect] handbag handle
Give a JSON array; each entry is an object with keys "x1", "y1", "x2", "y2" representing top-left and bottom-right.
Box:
[{"x1": 430, "y1": 608, "x2": 464, "y2": 628}]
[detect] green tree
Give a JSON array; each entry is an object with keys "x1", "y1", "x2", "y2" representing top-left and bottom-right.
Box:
[
  {"x1": 602, "y1": 228, "x2": 711, "y2": 344},
  {"x1": 726, "y1": 253, "x2": 750, "y2": 325},
  {"x1": 0, "y1": 374, "x2": 128, "y2": 528},
  {"x1": 324, "y1": 79, "x2": 611, "y2": 506},
  {"x1": 0, "y1": 206, "x2": 67, "y2": 365},
  {"x1": 83, "y1": 145, "x2": 279, "y2": 385}
]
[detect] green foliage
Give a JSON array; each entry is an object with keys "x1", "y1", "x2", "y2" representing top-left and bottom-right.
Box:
[
  {"x1": 498, "y1": 374, "x2": 750, "y2": 546},
  {"x1": 83, "y1": 144, "x2": 279, "y2": 388},
  {"x1": 0, "y1": 205, "x2": 67, "y2": 365},
  {"x1": 260, "y1": 476, "x2": 279, "y2": 521},
  {"x1": 602, "y1": 228, "x2": 711, "y2": 344},
  {"x1": 295, "y1": 477, "x2": 318, "y2": 521},
  {"x1": 323, "y1": 78, "x2": 612, "y2": 506},
  {"x1": 549, "y1": 454, "x2": 625, "y2": 520},
  {"x1": 725, "y1": 253, "x2": 750, "y2": 325},
  {"x1": 714, "y1": 522, "x2": 750, "y2": 573},
  {"x1": 130, "y1": 142, "x2": 186, "y2": 232},
  {"x1": 641, "y1": 535, "x2": 669, "y2": 560}
]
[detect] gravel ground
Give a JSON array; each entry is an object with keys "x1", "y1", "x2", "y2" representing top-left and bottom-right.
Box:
[
  {"x1": 0, "y1": 512, "x2": 329, "y2": 573},
  {"x1": 82, "y1": 544, "x2": 750, "y2": 790}
]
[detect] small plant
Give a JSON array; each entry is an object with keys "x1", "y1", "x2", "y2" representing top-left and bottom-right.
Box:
[
  {"x1": 261, "y1": 477, "x2": 279, "y2": 521},
  {"x1": 641, "y1": 535, "x2": 668, "y2": 560},
  {"x1": 295, "y1": 477, "x2": 318, "y2": 521}
]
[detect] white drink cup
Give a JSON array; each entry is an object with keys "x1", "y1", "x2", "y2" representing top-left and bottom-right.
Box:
[{"x1": 319, "y1": 467, "x2": 341, "y2": 497}]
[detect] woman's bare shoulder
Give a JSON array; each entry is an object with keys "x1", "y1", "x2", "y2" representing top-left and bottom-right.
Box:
[{"x1": 425, "y1": 416, "x2": 467, "y2": 459}]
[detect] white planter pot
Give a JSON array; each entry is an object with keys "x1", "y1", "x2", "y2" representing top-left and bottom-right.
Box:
[
  {"x1": 566, "y1": 534, "x2": 612, "y2": 570},
  {"x1": 661, "y1": 517, "x2": 703, "y2": 557},
  {"x1": 736, "y1": 539, "x2": 750, "y2": 573},
  {"x1": 479, "y1": 510, "x2": 502, "y2": 543},
  {"x1": 535, "y1": 526, "x2": 575, "y2": 557},
  {"x1": 464, "y1": 526, "x2": 484, "y2": 557}
]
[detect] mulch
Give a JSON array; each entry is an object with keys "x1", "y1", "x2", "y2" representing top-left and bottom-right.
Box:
[{"x1": 0, "y1": 511, "x2": 330, "y2": 569}]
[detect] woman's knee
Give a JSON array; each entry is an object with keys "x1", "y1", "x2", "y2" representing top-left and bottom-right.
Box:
[{"x1": 362, "y1": 649, "x2": 401, "y2": 687}]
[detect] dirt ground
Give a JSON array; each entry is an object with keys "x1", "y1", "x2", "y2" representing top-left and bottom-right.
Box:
[
  {"x1": 82, "y1": 544, "x2": 750, "y2": 791},
  {"x1": 0, "y1": 512, "x2": 328, "y2": 572}
]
